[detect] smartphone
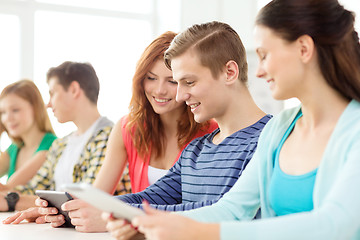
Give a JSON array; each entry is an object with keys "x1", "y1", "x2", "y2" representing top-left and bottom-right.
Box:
[
  {"x1": 35, "y1": 190, "x2": 74, "y2": 227},
  {"x1": 62, "y1": 183, "x2": 144, "y2": 221}
]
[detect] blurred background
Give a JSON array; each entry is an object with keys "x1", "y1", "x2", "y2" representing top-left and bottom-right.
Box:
[{"x1": 0, "y1": 0, "x2": 359, "y2": 143}]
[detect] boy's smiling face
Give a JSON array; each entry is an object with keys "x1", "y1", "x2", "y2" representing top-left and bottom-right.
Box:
[{"x1": 172, "y1": 50, "x2": 229, "y2": 123}]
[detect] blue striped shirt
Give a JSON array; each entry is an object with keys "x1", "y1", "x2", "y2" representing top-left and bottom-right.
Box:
[{"x1": 115, "y1": 115, "x2": 272, "y2": 211}]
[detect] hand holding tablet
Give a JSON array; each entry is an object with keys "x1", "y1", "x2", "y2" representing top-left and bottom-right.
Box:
[
  {"x1": 62, "y1": 183, "x2": 144, "y2": 221},
  {"x1": 35, "y1": 190, "x2": 74, "y2": 227}
]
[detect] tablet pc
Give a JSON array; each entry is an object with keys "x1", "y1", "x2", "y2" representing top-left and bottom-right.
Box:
[
  {"x1": 62, "y1": 183, "x2": 144, "y2": 221},
  {"x1": 35, "y1": 190, "x2": 74, "y2": 227}
]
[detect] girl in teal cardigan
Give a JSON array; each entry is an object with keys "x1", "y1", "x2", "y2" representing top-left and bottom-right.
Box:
[
  {"x1": 108, "y1": 1, "x2": 360, "y2": 239},
  {"x1": 0, "y1": 80, "x2": 56, "y2": 190}
]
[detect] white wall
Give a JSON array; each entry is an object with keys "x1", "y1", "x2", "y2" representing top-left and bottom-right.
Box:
[{"x1": 0, "y1": 0, "x2": 180, "y2": 138}]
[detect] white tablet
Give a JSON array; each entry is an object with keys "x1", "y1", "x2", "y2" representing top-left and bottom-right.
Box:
[{"x1": 62, "y1": 183, "x2": 144, "y2": 221}]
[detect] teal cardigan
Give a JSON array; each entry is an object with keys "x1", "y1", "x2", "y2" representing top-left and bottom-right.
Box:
[{"x1": 182, "y1": 100, "x2": 360, "y2": 240}]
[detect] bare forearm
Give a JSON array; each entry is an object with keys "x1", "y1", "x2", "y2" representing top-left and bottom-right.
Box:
[
  {"x1": 93, "y1": 166, "x2": 119, "y2": 194},
  {"x1": 6, "y1": 172, "x2": 33, "y2": 189},
  {"x1": 16, "y1": 194, "x2": 37, "y2": 211},
  {"x1": 6, "y1": 152, "x2": 47, "y2": 188},
  {"x1": 0, "y1": 152, "x2": 10, "y2": 177},
  {"x1": 195, "y1": 223, "x2": 220, "y2": 240},
  {"x1": 132, "y1": 205, "x2": 221, "y2": 240}
]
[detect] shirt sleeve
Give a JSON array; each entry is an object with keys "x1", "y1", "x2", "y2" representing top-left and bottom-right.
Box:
[
  {"x1": 147, "y1": 198, "x2": 219, "y2": 211},
  {"x1": 179, "y1": 148, "x2": 261, "y2": 222},
  {"x1": 6, "y1": 143, "x2": 18, "y2": 178},
  {"x1": 36, "y1": 133, "x2": 57, "y2": 152}
]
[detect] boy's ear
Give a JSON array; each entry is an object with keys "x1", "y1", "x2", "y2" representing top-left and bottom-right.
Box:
[
  {"x1": 224, "y1": 60, "x2": 239, "y2": 85},
  {"x1": 297, "y1": 34, "x2": 315, "y2": 64},
  {"x1": 68, "y1": 81, "x2": 81, "y2": 98}
]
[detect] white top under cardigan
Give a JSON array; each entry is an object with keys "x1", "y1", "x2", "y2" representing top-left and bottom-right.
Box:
[{"x1": 54, "y1": 117, "x2": 101, "y2": 191}]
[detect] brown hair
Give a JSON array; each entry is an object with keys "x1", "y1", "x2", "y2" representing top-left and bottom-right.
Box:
[
  {"x1": 164, "y1": 21, "x2": 248, "y2": 83},
  {"x1": 256, "y1": 0, "x2": 360, "y2": 101},
  {"x1": 47, "y1": 61, "x2": 100, "y2": 104},
  {"x1": 127, "y1": 31, "x2": 210, "y2": 159},
  {"x1": 0, "y1": 79, "x2": 54, "y2": 145}
]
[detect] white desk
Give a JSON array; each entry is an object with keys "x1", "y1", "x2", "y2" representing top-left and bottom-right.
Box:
[{"x1": 0, "y1": 212, "x2": 113, "y2": 240}]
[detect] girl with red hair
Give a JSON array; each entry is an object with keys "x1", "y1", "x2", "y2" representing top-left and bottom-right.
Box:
[{"x1": 94, "y1": 31, "x2": 217, "y2": 194}]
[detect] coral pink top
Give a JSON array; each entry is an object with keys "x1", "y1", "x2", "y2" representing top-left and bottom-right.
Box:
[{"x1": 121, "y1": 116, "x2": 218, "y2": 193}]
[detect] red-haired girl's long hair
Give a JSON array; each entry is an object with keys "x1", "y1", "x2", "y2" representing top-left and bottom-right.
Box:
[{"x1": 127, "y1": 31, "x2": 210, "y2": 159}]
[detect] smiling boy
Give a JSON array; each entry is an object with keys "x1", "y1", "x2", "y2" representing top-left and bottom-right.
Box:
[
  {"x1": 0, "y1": 61, "x2": 131, "y2": 213},
  {"x1": 115, "y1": 21, "x2": 271, "y2": 210},
  {"x1": 101, "y1": 21, "x2": 272, "y2": 238}
]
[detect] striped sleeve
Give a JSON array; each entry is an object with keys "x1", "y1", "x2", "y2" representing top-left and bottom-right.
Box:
[{"x1": 115, "y1": 159, "x2": 183, "y2": 206}]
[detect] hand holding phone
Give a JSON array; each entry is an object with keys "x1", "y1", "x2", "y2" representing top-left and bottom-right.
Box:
[{"x1": 35, "y1": 190, "x2": 74, "y2": 227}]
